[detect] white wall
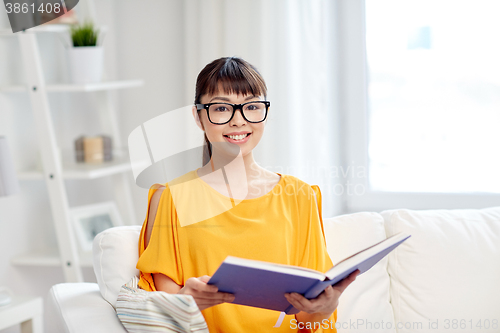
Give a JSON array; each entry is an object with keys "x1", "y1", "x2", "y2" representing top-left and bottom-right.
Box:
[{"x1": 112, "y1": 0, "x2": 187, "y2": 229}]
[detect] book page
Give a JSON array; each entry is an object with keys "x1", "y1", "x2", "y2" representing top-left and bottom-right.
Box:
[
  {"x1": 223, "y1": 256, "x2": 327, "y2": 280},
  {"x1": 325, "y1": 232, "x2": 407, "y2": 276}
]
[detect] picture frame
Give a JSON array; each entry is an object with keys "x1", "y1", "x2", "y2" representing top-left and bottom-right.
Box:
[{"x1": 70, "y1": 201, "x2": 123, "y2": 253}]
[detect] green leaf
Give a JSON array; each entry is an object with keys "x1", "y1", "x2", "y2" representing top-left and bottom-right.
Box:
[{"x1": 70, "y1": 21, "x2": 100, "y2": 47}]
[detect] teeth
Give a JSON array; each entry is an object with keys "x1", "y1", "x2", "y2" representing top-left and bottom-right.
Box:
[{"x1": 227, "y1": 134, "x2": 248, "y2": 140}]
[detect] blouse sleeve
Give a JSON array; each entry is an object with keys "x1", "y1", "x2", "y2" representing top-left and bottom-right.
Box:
[
  {"x1": 136, "y1": 183, "x2": 184, "y2": 291},
  {"x1": 296, "y1": 184, "x2": 338, "y2": 333},
  {"x1": 297, "y1": 184, "x2": 334, "y2": 273}
]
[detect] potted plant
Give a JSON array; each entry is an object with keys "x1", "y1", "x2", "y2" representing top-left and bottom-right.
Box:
[{"x1": 66, "y1": 21, "x2": 104, "y2": 84}]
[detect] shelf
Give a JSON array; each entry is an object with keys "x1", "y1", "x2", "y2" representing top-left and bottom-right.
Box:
[
  {"x1": 11, "y1": 248, "x2": 93, "y2": 268},
  {"x1": 0, "y1": 24, "x2": 70, "y2": 36},
  {"x1": 49, "y1": 80, "x2": 144, "y2": 92},
  {"x1": 0, "y1": 79, "x2": 144, "y2": 93},
  {"x1": 0, "y1": 86, "x2": 26, "y2": 92},
  {"x1": 0, "y1": 24, "x2": 109, "y2": 36},
  {"x1": 18, "y1": 153, "x2": 132, "y2": 180}
]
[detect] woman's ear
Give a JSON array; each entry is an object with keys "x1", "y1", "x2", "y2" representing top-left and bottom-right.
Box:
[{"x1": 192, "y1": 106, "x2": 205, "y2": 131}]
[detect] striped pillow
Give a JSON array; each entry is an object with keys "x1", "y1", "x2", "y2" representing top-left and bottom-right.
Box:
[{"x1": 116, "y1": 276, "x2": 209, "y2": 333}]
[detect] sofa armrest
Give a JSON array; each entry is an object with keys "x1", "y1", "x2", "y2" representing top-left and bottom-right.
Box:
[{"x1": 46, "y1": 283, "x2": 127, "y2": 333}]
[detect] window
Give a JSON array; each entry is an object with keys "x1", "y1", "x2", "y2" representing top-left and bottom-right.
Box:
[
  {"x1": 366, "y1": 0, "x2": 500, "y2": 193},
  {"x1": 338, "y1": 0, "x2": 500, "y2": 211}
]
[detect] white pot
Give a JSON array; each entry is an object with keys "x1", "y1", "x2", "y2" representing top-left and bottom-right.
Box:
[{"x1": 66, "y1": 46, "x2": 104, "y2": 84}]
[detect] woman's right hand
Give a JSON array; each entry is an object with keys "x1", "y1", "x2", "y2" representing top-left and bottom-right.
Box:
[{"x1": 178, "y1": 275, "x2": 235, "y2": 311}]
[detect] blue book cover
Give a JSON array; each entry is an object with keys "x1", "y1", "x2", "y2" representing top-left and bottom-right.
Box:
[{"x1": 208, "y1": 232, "x2": 411, "y2": 314}]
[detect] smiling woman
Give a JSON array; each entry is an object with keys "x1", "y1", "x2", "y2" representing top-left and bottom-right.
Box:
[
  {"x1": 126, "y1": 57, "x2": 358, "y2": 333},
  {"x1": 193, "y1": 57, "x2": 269, "y2": 167}
]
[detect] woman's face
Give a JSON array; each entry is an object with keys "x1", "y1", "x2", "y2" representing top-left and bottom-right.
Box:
[{"x1": 193, "y1": 89, "x2": 267, "y2": 159}]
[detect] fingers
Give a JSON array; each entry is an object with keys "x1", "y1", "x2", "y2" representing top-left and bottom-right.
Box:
[
  {"x1": 324, "y1": 284, "x2": 334, "y2": 297},
  {"x1": 285, "y1": 287, "x2": 336, "y2": 314},
  {"x1": 283, "y1": 271, "x2": 360, "y2": 314},
  {"x1": 332, "y1": 269, "x2": 360, "y2": 293},
  {"x1": 194, "y1": 293, "x2": 233, "y2": 306},
  {"x1": 192, "y1": 291, "x2": 235, "y2": 311},
  {"x1": 182, "y1": 276, "x2": 235, "y2": 310},
  {"x1": 285, "y1": 292, "x2": 313, "y2": 311},
  {"x1": 186, "y1": 276, "x2": 218, "y2": 293},
  {"x1": 198, "y1": 275, "x2": 211, "y2": 284},
  {"x1": 191, "y1": 290, "x2": 235, "y2": 302}
]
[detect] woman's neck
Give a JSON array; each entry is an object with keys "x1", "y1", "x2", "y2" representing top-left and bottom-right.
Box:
[
  {"x1": 199, "y1": 149, "x2": 265, "y2": 182},
  {"x1": 197, "y1": 148, "x2": 280, "y2": 201}
]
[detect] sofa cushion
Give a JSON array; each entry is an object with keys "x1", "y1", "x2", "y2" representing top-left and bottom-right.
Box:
[
  {"x1": 46, "y1": 283, "x2": 127, "y2": 333},
  {"x1": 93, "y1": 226, "x2": 142, "y2": 308},
  {"x1": 381, "y1": 207, "x2": 500, "y2": 333},
  {"x1": 324, "y1": 212, "x2": 396, "y2": 333}
]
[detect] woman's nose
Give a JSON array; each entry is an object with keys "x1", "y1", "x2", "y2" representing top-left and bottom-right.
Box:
[{"x1": 230, "y1": 108, "x2": 247, "y2": 125}]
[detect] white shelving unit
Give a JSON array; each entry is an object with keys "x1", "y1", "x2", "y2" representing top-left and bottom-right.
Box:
[
  {"x1": 10, "y1": 249, "x2": 93, "y2": 268},
  {"x1": 0, "y1": 80, "x2": 143, "y2": 92},
  {"x1": 0, "y1": 296, "x2": 43, "y2": 333},
  {"x1": 1, "y1": 26, "x2": 143, "y2": 282},
  {"x1": 17, "y1": 152, "x2": 132, "y2": 180},
  {"x1": 0, "y1": 24, "x2": 70, "y2": 35}
]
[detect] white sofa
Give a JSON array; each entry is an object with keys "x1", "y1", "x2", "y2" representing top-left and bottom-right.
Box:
[{"x1": 46, "y1": 207, "x2": 500, "y2": 332}]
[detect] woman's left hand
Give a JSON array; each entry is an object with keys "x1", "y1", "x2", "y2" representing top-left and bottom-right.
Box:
[{"x1": 284, "y1": 269, "x2": 360, "y2": 316}]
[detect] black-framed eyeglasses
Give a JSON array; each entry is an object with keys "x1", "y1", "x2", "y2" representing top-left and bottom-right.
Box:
[{"x1": 195, "y1": 101, "x2": 270, "y2": 125}]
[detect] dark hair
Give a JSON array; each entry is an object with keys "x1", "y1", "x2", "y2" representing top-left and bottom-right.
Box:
[{"x1": 195, "y1": 57, "x2": 267, "y2": 166}]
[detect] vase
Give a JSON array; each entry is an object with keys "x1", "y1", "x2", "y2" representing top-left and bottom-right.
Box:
[{"x1": 66, "y1": 46, "x2": 104, "y2": 84}]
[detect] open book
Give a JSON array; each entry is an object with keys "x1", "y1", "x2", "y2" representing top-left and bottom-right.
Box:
[{"x1": 207, "y1": 232, "x2": 411, "y2": 314}]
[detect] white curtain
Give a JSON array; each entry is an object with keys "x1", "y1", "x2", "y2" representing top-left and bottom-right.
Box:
[{"x1": 182, "y1": 0, "x2": 343, "y2": 217}]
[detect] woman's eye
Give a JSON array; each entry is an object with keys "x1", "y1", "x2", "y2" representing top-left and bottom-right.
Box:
[{"x1": 215, "y1": 107, "x2": 228, "y2": 112}]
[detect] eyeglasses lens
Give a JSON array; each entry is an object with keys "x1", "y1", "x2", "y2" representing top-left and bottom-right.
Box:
[{"x1": 208, "y1": 102, "x2": 266, "y2": 123}]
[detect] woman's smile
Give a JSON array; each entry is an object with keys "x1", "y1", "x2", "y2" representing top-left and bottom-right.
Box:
[{"x1": 223, "y1": 132, "x2": 252, "y2": 143}]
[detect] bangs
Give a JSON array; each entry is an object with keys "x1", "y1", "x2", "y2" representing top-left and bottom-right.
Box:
[{"x1": 195, "y1": 57, "x2": 267, "y2": 104}]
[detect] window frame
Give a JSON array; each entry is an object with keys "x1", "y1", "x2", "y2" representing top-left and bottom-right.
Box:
[{"x1": 337, "y1": 0, "x2": 500, "y2": 213}]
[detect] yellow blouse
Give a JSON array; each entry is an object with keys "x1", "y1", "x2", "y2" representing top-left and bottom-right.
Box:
[{"x1": 137, "y1": 169, "x2": 337, "y2": 333}]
